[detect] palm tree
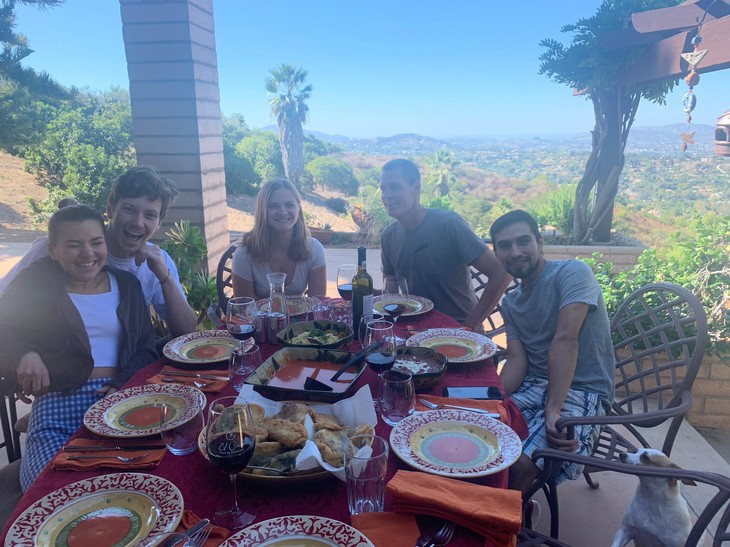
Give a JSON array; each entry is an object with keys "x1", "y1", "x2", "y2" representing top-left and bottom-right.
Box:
[{"x1": 265, "y1": 63, "x2": 312, "y2": 187}]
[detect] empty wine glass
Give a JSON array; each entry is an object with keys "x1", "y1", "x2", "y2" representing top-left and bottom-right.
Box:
[
  {"x1": 206, "y1": 396, "x2": 257, "y2": 529},
  {"x1": 382, "y1": 276, "x2": 409, "y2": 345},
  {"x1": 226, "y1": 297, "x2": 257, "y2": 348}
]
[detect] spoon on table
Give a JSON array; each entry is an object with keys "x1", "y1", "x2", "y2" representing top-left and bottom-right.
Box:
[
  {"x1": 161, "y1": 377, "x2": 212, "y2": 389},
  {"x1": 66, "y1": 452, "x2": 151, "y2": 462}
]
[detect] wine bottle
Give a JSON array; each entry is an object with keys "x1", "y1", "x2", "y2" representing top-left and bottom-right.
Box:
[{"x1": 351, "y1": 245, "x2": 374, "y2": 334}]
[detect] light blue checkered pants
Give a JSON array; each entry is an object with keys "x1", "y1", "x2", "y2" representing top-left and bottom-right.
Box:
[
  {"x1": 20, "y1": 378, "x2": 110, "y2": 492},
  {"x1": 510, "y1": 376, "x2": 605, "y2": 484}
]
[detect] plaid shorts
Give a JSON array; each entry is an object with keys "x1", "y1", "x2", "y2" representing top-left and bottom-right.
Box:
[
  {"x1": 20, "y1": 378, "x2": 110, "y2": 492},
  {"x1": 510, "y1": 376, "x2": 605, "y2": 484}
]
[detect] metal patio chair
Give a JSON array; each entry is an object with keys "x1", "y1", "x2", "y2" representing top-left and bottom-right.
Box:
[
  {"x1": 521, "y1": 448, "x2": 730, "y2": 546},
  {"x1": 524, "y1": 282, "x2": 708, "y2": 539}
]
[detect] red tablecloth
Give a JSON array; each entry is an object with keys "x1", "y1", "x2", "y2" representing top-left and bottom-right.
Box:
[{"x1": 2, "y1": 310, "x2": 527, "y2": 546}]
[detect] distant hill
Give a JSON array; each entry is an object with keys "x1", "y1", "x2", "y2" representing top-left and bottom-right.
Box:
[{"x1": 256, "y1": 123, "x2": 718, "y2": 156}]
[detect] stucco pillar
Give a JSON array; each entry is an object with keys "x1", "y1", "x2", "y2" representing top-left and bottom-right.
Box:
[{"x1": 119, "y1": 0, "x2": 228, "y2": 274}]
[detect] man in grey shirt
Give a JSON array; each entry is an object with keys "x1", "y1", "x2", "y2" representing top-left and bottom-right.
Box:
[
  {"x1": 379, "y1": 159, "x2": 508, "y2": 330},
  {"x1": 490, "y1": 210, "x2": 615, "y2": 492}
]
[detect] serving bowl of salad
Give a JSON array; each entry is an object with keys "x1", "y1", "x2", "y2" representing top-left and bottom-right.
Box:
[{"x1": 276, "y1": 320, "x2": 354, "y2": 349}]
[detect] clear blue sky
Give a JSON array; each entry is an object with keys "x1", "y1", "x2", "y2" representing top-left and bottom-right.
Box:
[{"x1": 15, "y1": 0, "x2": 730, "y2": 138}]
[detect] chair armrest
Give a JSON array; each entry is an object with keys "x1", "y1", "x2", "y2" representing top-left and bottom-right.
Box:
[{"x1": 555, "y1": 391, "x2": 694, "y2": 431}]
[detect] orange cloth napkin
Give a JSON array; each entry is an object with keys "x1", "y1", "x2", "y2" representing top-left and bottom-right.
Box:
[
  {"x1": 52, "y1": 438, "x2": 167, "y2": 471},
  {"x1": 417, "y1": 394, "x2": 509, "y2": 422},
  {"x1": 175, "y1": 510, "x2": 230, "y2": 547},
  {"x1": 146, "y1": 366, "x2": 229, "y2": 393},
  {"x1": 351, "y1": 512, "x2": 421, "y2": 547},
  {"x1": 387, "y1": 470, "x2": 521, "y2": 547}
]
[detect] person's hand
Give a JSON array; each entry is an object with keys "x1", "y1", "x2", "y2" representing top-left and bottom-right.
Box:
[
  {"x1": 17, "y1": 351, "x2": 50, "y2": 400},
  {"x1": 96, "y1": 384, "x2": 118, "y2": 397},
  {"x1": 544, "y1": 408, "x2": 579, "y2": 452},
  {"x1": 134, "y1": 243, "x2": 168, "y2": 281}
]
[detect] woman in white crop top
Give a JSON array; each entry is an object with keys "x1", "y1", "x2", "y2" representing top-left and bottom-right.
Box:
[{"x1": 231, "y1": 178, "x2": 327, "y2": 300}]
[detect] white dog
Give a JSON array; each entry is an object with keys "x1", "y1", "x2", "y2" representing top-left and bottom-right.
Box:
[{"x1": 611, "y1": 448, "x2": 696, "y2": 547}]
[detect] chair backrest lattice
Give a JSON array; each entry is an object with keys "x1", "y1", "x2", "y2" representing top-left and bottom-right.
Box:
[
  {"x1": 215, "y1": 244, "x2": 237, "y2": 314},
  {"x1": 610, "y1": 282, "x2": 708, "y2": 417},
  {"x1": 470, "y1": 267, "x2": 518, "y2": 340},
  {"x1": 0, "y1": 376, "x2": 21, "y2": 463}
]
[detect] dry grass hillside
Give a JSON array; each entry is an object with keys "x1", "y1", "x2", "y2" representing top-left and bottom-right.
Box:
[{"x1": 0, "y1": 150, "x2": 357, "y2": 241}]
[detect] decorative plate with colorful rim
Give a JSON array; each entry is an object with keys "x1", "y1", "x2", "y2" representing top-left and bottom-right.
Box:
[
  {"x1": 255, "y1": 296, "x2": 320, "y2": 317},
  {"x1": 163, "y1": 330, "x2": 239, "y2": 364},
  {"x1": 389, "y1": 408, "x2": 522, "y2": 478},
  {"x1": 373, "y1": 294, "x2": 434, "y2": 317},
  {"x1": 5, "y1": 472, "x2": 183, "y2": 547},
  {"x1": 405, "y1": 328, "x2": 497, "y2": 363},
  {"x1": 221, "y1": 515, "x2": 374, "y2": 546},
  {"x1": 83, "y1": 383, "x2": 206, "y2": 438}
]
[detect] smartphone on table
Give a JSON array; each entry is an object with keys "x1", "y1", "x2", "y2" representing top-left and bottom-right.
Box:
[{"x1": 442, "y1": 386, "x2": 503, "y2": 400}]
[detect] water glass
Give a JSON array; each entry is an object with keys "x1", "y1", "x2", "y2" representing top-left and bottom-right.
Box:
[
  {"x1": 312, "y1": 303, "x2": 333, "y2": 321},
  {"x1": 228, "y1": 344, "x2": 262, "y2": 392},
  {"x1": 343, "y1": 434, "x2": 389, "y2": 515},
  {"x1": 358, "y1": 311, "x2": 385, "y2": 347},
  {"x1": 160, "y1": 400, "x2": 204, "y2": 456},
  {"x1": 377, "y1": 370, "x2": 415, "y2": 426}
]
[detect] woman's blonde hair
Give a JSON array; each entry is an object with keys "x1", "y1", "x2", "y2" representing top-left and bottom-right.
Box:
[{"x1": 241, "y1": 178, "x2": 312, "y2": 261}]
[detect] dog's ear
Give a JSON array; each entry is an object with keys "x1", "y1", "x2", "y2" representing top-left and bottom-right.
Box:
[{"x1": 667, "y1": 461, "x2": 697, "y2": 486}]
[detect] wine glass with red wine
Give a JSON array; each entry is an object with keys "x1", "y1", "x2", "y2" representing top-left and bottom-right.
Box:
[
  {"x1": 226, "y1": 297, "x2": 257, "y2": 347},
  {"x1": 382, "y1": 276, "x2": 409, "y2": 345},
  {"x1": 206, "y1": 396, "x2": 257, "y2": 529},
  {"x1": 364, "y1": 320, "x2": 398, "y2": 374},
  {"x1": 336, "y1": 264, "x2": 357, "y2": 301}
]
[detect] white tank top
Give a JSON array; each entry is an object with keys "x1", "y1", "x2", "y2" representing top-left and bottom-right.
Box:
[{"x1": 68, "y1": 272, "x2": 122, "y2": 369}]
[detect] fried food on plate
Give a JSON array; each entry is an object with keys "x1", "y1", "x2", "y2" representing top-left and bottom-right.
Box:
[
  {"x1": 275, "y1": 402, "x2": 310, "y2": 424},
  {"x1": 262, "y1": 418, "x2": 308, "y2": 448},
  {"x1": 314, "y1": 429, "x2": 350, "y2": 467},
  {"x1": 311, "y1": 410, "x2": 344, "y2": 431}
]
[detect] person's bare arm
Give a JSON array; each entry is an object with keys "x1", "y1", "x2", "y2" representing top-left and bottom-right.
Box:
[
  {"x1": 135, "y1": 244, "x2": 197, "y2": 336},
  {"x1": 499, "y1": 339, "x2": 528, "y2": 395},
  {"x1": 544, "y1": 302, "x2": 589, "y2": 451},
  {"x1": 232, "y1": 273, "x2": 256, "y2": 299},
  {"x1": 306, "y1": 264, "x2": 327, "y2": 298},
  {"x1": 462, "y1": 250, "x2": 511, "y2": 331}
]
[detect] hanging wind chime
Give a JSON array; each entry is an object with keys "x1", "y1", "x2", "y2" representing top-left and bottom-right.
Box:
[{"x1": 679, "y1": 29, "x2": 709, "y2": 152}]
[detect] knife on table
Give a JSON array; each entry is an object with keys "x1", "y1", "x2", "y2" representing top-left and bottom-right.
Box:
[
  {"x1": 64, "y1": 444, "x2": 166, "y2": 452},
  {"x1": 159, "y1": 370, "x2": 229, "y2": 381}
]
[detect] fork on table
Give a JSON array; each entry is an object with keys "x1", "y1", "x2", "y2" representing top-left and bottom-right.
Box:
[{"x1": 416, "y1": 520, "x2": 456, "y2": 547}]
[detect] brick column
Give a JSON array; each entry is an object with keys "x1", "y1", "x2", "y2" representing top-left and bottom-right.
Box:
[{"x1": 120, "y1": 0, "x2": 228, "y2": 274}]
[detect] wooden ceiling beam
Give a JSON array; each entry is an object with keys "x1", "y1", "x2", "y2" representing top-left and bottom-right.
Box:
[
  {"x1": 620, "y1": 16, "x2": 730, "y2": 85},
  {"x1": 631, "y1": 0, "x2": 730, "y2": 33}
]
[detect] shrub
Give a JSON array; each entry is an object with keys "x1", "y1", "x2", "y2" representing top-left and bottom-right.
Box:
[
  {"x1": 325, "y1": 197, "x2": 348, "y2": 215},
  {"x1": 305, "y1": 156, "x2": 359, "y2": 195},
  {"x1": 527, "y1": 184, "x2": 575, "y2": 238},
  {"x1": 583, "y1": 214, "x2": 729, "y2": 359}
]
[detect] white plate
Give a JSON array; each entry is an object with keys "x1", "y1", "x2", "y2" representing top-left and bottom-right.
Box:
[
  {"x1": 163, "y1": 330, "x2": 239, "y2": 364},
  {"x1": 405, "y1": 328, "x2": 497, "y2": 363},
  {"x1": 373, "y1": 294, "x2": 434, "y2": 317},
  {"x1": 221, "y1": 515, "x2": 374, "y2": 546},
  {"x1": 83, "y1": 383, "x2": 206, "y2": 438},
  {"x1": 5, "y1": 473, "x2": 183, "y2": 547},
  {"x1": 389, "y1": 408, "x2": 522, "y2": 478}
]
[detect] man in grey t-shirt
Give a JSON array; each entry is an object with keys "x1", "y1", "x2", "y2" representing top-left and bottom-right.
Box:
[
  {"x1": 379, "y1": 159, "x2": 508, "y2": 329},
  {"x1": 490, "y1": 210, "x2": 615, "y2": 492}
]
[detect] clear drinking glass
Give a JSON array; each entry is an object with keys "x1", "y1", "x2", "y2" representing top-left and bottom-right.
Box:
[
  {"x1": 206, "y1": 396, "x2": 257, "y2": 529},
  {"x1": 377, "y1": 370, "x2": 416, "y2": 426},
  {"x1": 343, "y1": 434, "x2": 389, "y2": 515},
  {"x1": 226, "y1": 297, "x2": 258, "y2": 347},
  {"x1": 358, "y1": 311, "x2": 385, "y2": 347},
  {"x1": 160, "y1": 400, "x2": 204, "y2": 456},
  {"x1": 382, "y1": 276, "x2": 410, "y2": 346},
  {"x1": 228, "y1": 344, "x2": 262, "y2": 392}
]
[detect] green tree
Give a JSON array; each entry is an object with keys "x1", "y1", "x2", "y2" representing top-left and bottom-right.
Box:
[
  {"x1": 424, "y1": 150, "x2": 459, "y2": 197},
  {"x1": 539, "y1": 0, "x2": 680, "y2": 243},
  {"x1": 222, "y1": 113, "x2": 256, "y2": 194},
  {"x1": 235, "y1": 130, "x2": 284, "y2": 190},
  {"x1": 265, "y1": 63, "x2": 312, "y2": 187},
  {"x1": 24, "y1": 88, "x2": 135, "y2": 222},
  {"x1": 305, "y1": 156, "x2": 359, "y2": 195}
]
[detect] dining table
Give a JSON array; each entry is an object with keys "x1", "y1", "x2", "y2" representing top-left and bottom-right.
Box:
[{"x1": 1, "y1": 305, "x2": 528, "y2": 547}]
